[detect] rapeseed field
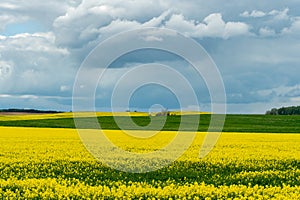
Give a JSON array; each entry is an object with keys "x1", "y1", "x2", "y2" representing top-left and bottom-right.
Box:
[{"x1": 0, "y1": 126, "x2": 299, "y2": 199}]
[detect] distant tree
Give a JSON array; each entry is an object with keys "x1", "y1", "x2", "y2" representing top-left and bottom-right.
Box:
[
  {"x1": 0, "y1": 108, "x2": 61, "y2": 114},
  {"x1": 266, "y1": 106, "x2": 300, "y2": 115},
  {"x1": 155, "y1": 108, "x2": 170, "y2": 116},
  {"x1": 266, "y1": 108, "x2": 277, "y2": 115}
]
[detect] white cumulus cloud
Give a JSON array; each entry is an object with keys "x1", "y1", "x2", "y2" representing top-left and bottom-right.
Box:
[
  {"x1": 0, "y1": 31, "x2": 74, "y2": 94},
  {"x1": 269, "y1": 8, "x2": 289, "y2": 20},
  {"x1": 165, "y1": 13, "x2": 250, "y2": 39},
  {"x1": 240, "y1": 10, "x2": 266, "y2": 18},
  {"x1": 241, "y1": 8, "x2": 289, "y2": 20}
]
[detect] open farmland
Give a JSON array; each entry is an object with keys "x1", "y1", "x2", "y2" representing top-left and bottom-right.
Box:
[
  {"x1": 0, "y1": 113, "x2": 299, "y2": 199},
  {"x1": 0, "y1": 113, "x2": 299, "y2": 133}
]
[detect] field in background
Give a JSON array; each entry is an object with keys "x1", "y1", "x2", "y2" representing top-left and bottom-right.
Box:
[
  {"x1": 0, "y1": 111, "x2": 148, "y2": 121},
  {"x1": 0, "y1": 111, "x2": 210, "y2": 121},
  {"x1": 0, "y1": 113, "x2": 300, "y2": 133},
  {"x1": 0, "y1": 127, "x2": 299, "y2": 198}
]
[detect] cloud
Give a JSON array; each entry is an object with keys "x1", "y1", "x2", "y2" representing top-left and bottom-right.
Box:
[
  {"x1": 290, "y1": 97, "x2": 300, "y2": 104},
  {"x1": 0, "y1": 94, "x2": 12, "y2": 98},
  {"x1": 142, "y1": 10, "x2": 171, "y2": 27},
  {"x1": 165, "y1": 13, "x2": 250, "y2": 39},
  {"x1": 60, "y1": 85, "x2": 71, "y2": 92},
  {"x1": 0, "y1": 1, "x2": 300, "y2": 113},
  {"x1": 0, "y1": 94, "x2": 72, "y2": 110},
  {"x1": 53, "y1": 1, "x2": 251, "y2": 52},
  {"x1": 282, "y1": 17, "x2": 300, "y2": 35},
  {"x1": 98, "y1": 12, "x2": 251, "y2": 40},
  {"x1": 240, "y1": 8, "x2": 289, "y2": 20},
  {"x1": 0, "y1": 32, "x2": 69, "y2": 54},
  {"x1": 20, "y1": 94, "x2": 39, "y2": 99},
  {"x1": 142, "y1": 35, "x2": 163, "y2": 42},
  {"x1": 53, "y1": 0, "x2": 169, "y2": 48},
  {"x1": 0, "y1": 3, "x2": 19, "y2": 10},
  {"x1": 264, "y1": 85, "x2": 300, "y2": 98},
  {"x1": 240, "y1": 10, "x2": 266, "y2": 18},
  {"x1": 0, "y1": 14, "x2": 28, "y2": 31},
  {"x1": 269, "y1": 8, "x2": 289, "y2": 20},
  {"x1": 98, "y1": 19, "x2": 141, "y2": 36},
  {"x1": 259, "y1": 27, "x2": 276, "y2": 37},
  {"x1": 159, "y1": 12, "x2": 251, "y2": 39},
  {"x1": 0, "y1": 93, "x2": 72, "y2": 100},
  {"x1": 253, "y1": 84, "x2": 300, "y2": 108},
  {"x1": 0, "y1": 60, "x2": 13, "y2": 79},
  {"x1": 56, "y1": 0, "x2": 168, "y2": 21},
  {"x1": 0, "y1": 31, "x2": 74, "y2": 95}
]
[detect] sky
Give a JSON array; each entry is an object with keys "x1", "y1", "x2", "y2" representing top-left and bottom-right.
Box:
[{"x1": 0, "y1": 0, "x2": 299, "y2": 114}]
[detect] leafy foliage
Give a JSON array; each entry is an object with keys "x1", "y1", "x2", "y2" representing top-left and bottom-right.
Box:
[
  {"x1": 0, "y1": 108, "x2": 62, "y2": 114},
  {"x1": 266, "y1": 106, "x2": 300, "y2": 115}
]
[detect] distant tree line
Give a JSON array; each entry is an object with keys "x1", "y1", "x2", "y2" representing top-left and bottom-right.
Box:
[
  {"x1": 266, "y1": 106, "x2": 300, "y2": 115},
  {"x1": 0, "y1": 108, "x2": 62, "y2": 114}
]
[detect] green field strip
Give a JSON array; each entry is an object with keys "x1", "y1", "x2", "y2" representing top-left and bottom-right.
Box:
[{"x1": 0, "y1": 114, "x2": 299, "y2": 133}]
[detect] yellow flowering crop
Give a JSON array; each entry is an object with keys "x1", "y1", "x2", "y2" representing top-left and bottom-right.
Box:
[
  {"x1": 0, "y1": 111, "x2": 209, "y2": 121},
  {"x1": 0, "y1": 127, "x2": 299, "y2": 199},
  {"x1": 0, "y1": 111, "x2": 149, "y2": 121}
]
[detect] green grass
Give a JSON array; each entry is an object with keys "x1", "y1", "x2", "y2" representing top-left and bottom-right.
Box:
[{"x1": 0, "y1": 114, "x2": 299, "y2": 133}]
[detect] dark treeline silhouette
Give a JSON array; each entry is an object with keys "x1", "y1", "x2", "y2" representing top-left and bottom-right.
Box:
[
  {"x1": 0, "y1": 108, "x2": 62, "y2": 114},
  {"x1": 266, "y1": 106, "x2": 300, "y2": 115}
]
